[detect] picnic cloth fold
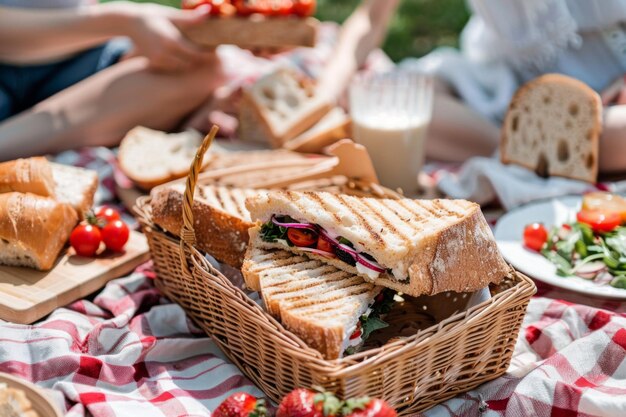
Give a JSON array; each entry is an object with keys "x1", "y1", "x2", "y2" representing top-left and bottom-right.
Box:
[
  {"x1": 0, "y1": 269, "x2": 624, "y2": 417},
  {"x1": 433, "y1": 156, "x2": 626, "y2": 210}
]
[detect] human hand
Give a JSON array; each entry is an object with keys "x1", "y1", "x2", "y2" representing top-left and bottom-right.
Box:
[{"x1": 118, "y1": 2, "x2": 216, "y2": 73}]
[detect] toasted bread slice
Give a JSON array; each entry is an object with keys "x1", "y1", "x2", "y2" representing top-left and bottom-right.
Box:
[
  {"x1": 150, "y1": 183, "x2": 264, "y2": 267},
  {"x1": 501, "y1": 74, "x2": 602, "y2": 183},
  {"x1": 246, "y1": 191, "x2": 510, "y2": 297},
  {"x1": 242, "y1": 246, "x2": 381, "y2": 360}
]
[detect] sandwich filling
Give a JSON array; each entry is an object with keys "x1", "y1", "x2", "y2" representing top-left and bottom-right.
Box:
[
  {"x1": 260, "y1": 215, "x2": 395, "y2": 280},
  {"x1": 343, "y1": 288, "x2": 397, "y2": 356}
]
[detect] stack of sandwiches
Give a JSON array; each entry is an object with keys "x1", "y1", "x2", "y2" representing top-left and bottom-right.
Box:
[
  {"x1": 152, "y1": 183, "x2": 511, "y2": 360},
  {"x1": 242, "y1": 190, "x2": 511, "y2": 359}
]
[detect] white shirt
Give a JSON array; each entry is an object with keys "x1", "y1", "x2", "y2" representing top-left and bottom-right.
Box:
[{"x1": 401, "y1": 0, "x2": 626, "y2": 121}]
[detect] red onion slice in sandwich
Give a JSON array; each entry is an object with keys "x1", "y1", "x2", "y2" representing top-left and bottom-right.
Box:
[
  {"x1": 356, "y1": 254, "x2": 386, "y2": 273},
  {"x1": 271, "y1": 215, "x2": 317, "y2": 231},
  {"x1": 297, "y1": 246, "x2": 337, "y2": 259}
]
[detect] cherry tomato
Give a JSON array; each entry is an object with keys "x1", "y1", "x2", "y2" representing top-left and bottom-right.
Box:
[
  {"x1": 234, "y1": 0, "x2": 293, "y2": 16},
  {"x1": 181, "y1": 0, "x2": 209, "y2": 10},
  {"x1": 523, "y1": 223, "x2": 548, "y2": 251},
  {"x1": 70, "y1": 224, "x2": 102, "y2": 257},
  {"x1": 316, "y1": 236, "x2": 334, "y2": 253},
  {"x1": 350, "y1": 321, "x2": 363, "y2": 340},
  {"x1": 95, "y1": 206, "x2": 121, "y2": 224},
  {"x1": 582, "y1": 192, "x2": 626, "y2": 223},
  {"x1": 101, "y1": 220, "x2": 130, "y2": 252},
  {"x1": 287, "y1": 228, "x2": 317, "y2": 247},
  {"x1": 292, "y1": 0, "x2": 315, "y2": 17},
  {"x1": 233, "y1": 0, "x2": 254, "y2": 15},
  {"x1": 269, "y1": 0, "x2": 293, "y2": 16},
  {"x1": 577, "y1": 210, "x2": 621, "y2": 233},
  {"x1": 182, "y1": 0, "x2": 233, "y2": 15}
]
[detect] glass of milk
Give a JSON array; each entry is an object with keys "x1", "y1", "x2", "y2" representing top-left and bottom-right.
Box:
[{"x1": 349, "y1": 71, "x2": 433, "y2": 195}]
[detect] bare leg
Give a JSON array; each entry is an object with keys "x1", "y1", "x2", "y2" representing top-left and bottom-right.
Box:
[
  {"x1": 425, "y1": 93, "x2": 500, "y2": 162},
  {"x1": 0, "y1": 56, "x2": 223, "y2": 161},
  {"x1": 599, "y1": 105, "x2": 626, "y2": 173}
]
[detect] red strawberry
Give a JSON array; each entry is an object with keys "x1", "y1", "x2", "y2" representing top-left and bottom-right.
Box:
[
  {"x1": 277, "y1": 389, "x2": 341, "y2": 417},
  {"x1": 342, "y1": 397, "x2": 397, "y2": 417},
  {"x1": 213, "y1": 392, "x2": 267, "y2": 417}
]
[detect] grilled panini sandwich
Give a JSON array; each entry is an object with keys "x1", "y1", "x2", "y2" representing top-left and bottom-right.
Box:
[
  {"x1": 151, "y1": 184, "x2": 263, "y2": 267},
  {"x1": 246, "y1": 191, "x2": 511, "y2": 297},
  {"x1": 242, "y1": 246, "x2": 395, "y2": 360}
]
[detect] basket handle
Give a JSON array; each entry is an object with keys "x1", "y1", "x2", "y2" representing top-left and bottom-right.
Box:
[{"x1": 179, "y1": 125, "x2": 219, "y2": 275}]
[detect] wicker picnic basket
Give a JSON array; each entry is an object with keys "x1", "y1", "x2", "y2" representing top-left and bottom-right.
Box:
[{"x1": 134, "y1": 130, "x2": 536, "y2": 415}]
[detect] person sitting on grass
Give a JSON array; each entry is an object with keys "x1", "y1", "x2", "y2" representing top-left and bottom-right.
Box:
[{"x1": 0, "y1": 0, "x2": 223, "y2": 161}]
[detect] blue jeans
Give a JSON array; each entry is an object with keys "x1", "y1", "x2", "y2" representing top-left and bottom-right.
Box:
[{"x1": 0, "y1": 38, "x2": 131, "y2": 122}]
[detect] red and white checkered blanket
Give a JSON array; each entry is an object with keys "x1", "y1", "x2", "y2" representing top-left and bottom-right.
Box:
[
  {"x1": 4, "y1": 150, "x2": 626, "y2": 417},
  {"x1": 1, "y1": 270, "x2": 624, "y2": 417}
]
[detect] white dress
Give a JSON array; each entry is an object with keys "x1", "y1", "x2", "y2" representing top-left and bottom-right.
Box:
[{"x1": 401, "y1": 0, "x2": 626, "y2": 121}]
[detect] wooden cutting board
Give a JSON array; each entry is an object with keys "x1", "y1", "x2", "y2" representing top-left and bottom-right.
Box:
[{"x1": 0, "y1": 231, "x2": 150, "y2": 324}]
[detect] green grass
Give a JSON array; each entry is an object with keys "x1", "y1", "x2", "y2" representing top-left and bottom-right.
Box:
[{"x1": 108, "y1": 0, "x2": 469, "y2": 61}]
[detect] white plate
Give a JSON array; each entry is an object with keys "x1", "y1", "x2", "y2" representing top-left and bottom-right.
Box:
[{"x1": 494, "y1": 195, "x2": 626, "y2": 300}]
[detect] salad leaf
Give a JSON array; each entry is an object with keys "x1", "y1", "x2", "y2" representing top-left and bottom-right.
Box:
[
  {"x1": 541, "y1": 249, "x2": 573, "y2": 276},
  {"x1": 259, "y1": 221, "x2": 288, "y2": 242},
  {"x1": 360, "y1": 316, "x2": 389, "y2": 340},
  {"x1": 540, "y1": 218, "x2": 626, "y2": 289},
  {"x1": 611, "y1": 276, "x2": 626, "y2": 289}
]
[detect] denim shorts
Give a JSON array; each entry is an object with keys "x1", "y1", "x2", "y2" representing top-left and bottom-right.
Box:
[{"x1": 0, "y1": 38, "x2": 131, "y2": 122}]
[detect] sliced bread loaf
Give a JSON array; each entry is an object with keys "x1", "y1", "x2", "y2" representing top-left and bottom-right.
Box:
[
  {"x1": 283, "y1": 107, "x2": 351, "y2": 153},
  {"x1": 501, "y1": 73, "x2": 602, "y2": 183},
  {"x1": 238, "y1": 69, "x2": 332, "y2": 147}
]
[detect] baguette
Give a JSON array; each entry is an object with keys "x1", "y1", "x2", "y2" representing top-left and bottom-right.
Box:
[
  {"x1": 242, "y1": 246, "x2": 382, "y2": 360},
  {"x1": 246, "y1": 191, "x2": 510, "y2": 297},
  {"x1": 501, "y1": 73, "x2": 602, "y2": 183},
  {"x1": 150, "y1": 183, "x2": 263, "y2": 268},
  {"x1": 0, "y1": 157, "x2": 55, "y2": 197},
  {"x1": 0, "y1": 193, "x2": 78, "y2": 271},
  {"x1": 0, "y1": 158, "x2": 97, "y2": 219}
]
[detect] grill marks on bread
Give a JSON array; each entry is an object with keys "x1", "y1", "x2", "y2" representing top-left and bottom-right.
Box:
[
  {"x1": 194, "y1": 185, "x2": 258, "y2": 222},
  {"x1": 248, "y1": 247, "x2": 380, "y2": 322}
]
